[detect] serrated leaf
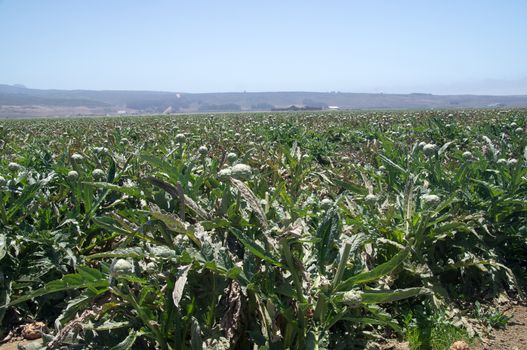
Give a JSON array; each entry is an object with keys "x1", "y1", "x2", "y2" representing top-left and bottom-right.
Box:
[
  {"x1": 334, "y1": 178, "x2": 368, "y2": 195},
  {"x1": 191, "y1": 316, "x2": 203, "y2": 350},
  {"x1": 141, "y1": 154, "x2": 180, "y2": 180},
  {"x1": 172, "y1": 265, "x2": 191, "y2": 309},
  {"x1": 0, "y1": 273, "x2": 10, "y2": 324},
  {"x1": 96, "y1": 321, "x2": 132, "y2": 331},
  {"x1": 230, "y1": 228, "x2": 283, "y2": 267},
  {"x1": 0, "y1": 234, "x2": 6, "y2": 261},
  {"x1": 340, "y1": 317, "x2": 402, "y2": 333},
  {"x1": 150, "y1": 210, "x2": 188, "y2": 233},
  {"x1": 338, "y1": 247, "x2": 410, "y2": 290},
  {"x1": 379, "y1": 154, "x2": 408, "y2": 174},
  {"x1": 438, "y1": 141, "x2": 454, "y2": 155},
  {"x1": 332, "y1": 233, "x2": 368, "y2": 289},
  {"x1": 107, "y1": 156, "x2": 116, "y2": 183},
  {"x1": 83, "y1": 182, "x2": 142, "y2": 197},
  {"x1": 360, "y1": 287, "x2": 429, "y2": 304},
  {"x1": 145, "y1": 176, "x2": 210, "y2": 220},
  {"x1": 110, "y1": 329, "x2": 138, "y2": 350},
  {"x1": 93, "y1": 216, "x2": 134, "y2": 236},
  {"x1": 86, "y1": 247, "x2": 145, "y2": 261},
  {"x1": 316, "y1": 208, "x2": 341, "y2": 268},
  {"x1": 230, "y1": 178, "x2": 268, "y2": 229},
  {"x1": 7, "y1": 174, "x2": 54, "y2": 220},
  {"x1": 6, "y1": 267, "x2": 109, "y2": 307}
]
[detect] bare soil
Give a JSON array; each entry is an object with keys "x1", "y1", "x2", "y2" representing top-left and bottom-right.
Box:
[
  {"x1": 0, "y1": 339, "x2": 42, "y2": 350},
  {"x1": 2, "y1": 305, "x2": 526, "y2": 349},
  {"x1": 380, "y1": 304, "x2": 527, "y2": 350},
  {"x1": 473, "y1": 303, "x2": 527, "y2": 350}
]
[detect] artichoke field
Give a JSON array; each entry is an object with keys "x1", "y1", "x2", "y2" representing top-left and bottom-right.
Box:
[{"x1": 0, "y1": 110, "x2": 526, "y2": 349}]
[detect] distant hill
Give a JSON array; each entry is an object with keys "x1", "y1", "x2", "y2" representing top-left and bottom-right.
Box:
[{"x1": 1, "y1": 84, "x2": 527, "y2": 117}]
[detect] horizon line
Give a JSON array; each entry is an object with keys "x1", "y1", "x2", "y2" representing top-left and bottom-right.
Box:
[{"x1": 3, "y1": 84, "x2": 527, "y2": 97}]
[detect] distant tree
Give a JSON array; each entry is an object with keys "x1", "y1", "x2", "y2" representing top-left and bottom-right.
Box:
[
  {"x1": 198, "y1": 104, "x2": 241, "y2": 112},
  {"x1": 251, "y1": 103, "x2": 274, "y2": 111},
  {"x1": 302, "y1": 99, "x2": 328, "y2": 109}
]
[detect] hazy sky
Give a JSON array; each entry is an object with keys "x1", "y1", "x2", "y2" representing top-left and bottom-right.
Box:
[{"x1": 1, "y1": 0, "x2": 526, "y2": 94}]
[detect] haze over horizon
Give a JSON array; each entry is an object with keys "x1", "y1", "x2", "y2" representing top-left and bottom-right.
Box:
[{"x1": 1, "y1": 0, "x2": 526, "y2": 95}]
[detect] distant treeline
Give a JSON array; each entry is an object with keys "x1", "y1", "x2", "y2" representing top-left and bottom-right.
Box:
[
  {"x1": 198, "y1": 103, "x2": 242, "y2": 112},
  {"x1": 271, "y1": 105, "x2": 324, "y2": 111},
  {"x1": 125, "y1": 100, "x2": 190, "y2": 113},
  {"x1": 3, "y1": 84, "x2": 527, "y2": 118}
]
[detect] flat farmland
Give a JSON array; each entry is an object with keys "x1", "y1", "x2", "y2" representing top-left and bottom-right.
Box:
[{"x1": 0, "y1": 110, "x2": 526, "y2": 349}]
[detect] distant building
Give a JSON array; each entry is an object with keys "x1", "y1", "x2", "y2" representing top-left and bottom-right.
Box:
[
  {"x1": 117, "y1": 110, "x2": 127, "y2": 115},
  {"x1": 328, "y1": 106, "x2": 340, "y2": 110}
]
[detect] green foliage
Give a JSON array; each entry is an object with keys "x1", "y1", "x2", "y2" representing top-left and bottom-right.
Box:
[
  {"x1": 474, "y1": 301, "x2": 512, "y2": 329},
  {"x1": 0, "y1": 109, "x2": 526, "y2": 348},
  {"x1": 404, "y1": 309, "x2": 473, "y2": 350}
]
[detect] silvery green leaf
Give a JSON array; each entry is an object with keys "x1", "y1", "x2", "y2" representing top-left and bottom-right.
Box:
[
  {"x1": 172, "y1": 265, "x2": 191, "y2": 308},
  {"x1": 110, "y1": 329, "x2": 138, "y2": 350},
  {"x1": 0, "y1": 234, "x2": 6, "y2": 261},
  {"x1": 190, "y1": 316, "x2": 203, "y2": 350}
]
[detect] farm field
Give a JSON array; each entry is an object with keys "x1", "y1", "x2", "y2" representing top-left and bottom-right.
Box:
[{"x1": 0, "y1": 110, "x2": 526, "y2": 349}]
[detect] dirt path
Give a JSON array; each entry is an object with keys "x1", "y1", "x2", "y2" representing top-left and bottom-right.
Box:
[
  {"x1": 473, "y1": 303, "x2": 527, "y2": 350},
  {"x1": 381, "y1": 304, "x2": 527, "y2": 350}
]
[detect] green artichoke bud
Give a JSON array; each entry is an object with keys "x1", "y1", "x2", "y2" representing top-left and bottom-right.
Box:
[
  {"x1": 227, "y1": 152, "x2": 238, "y2": 164},
  {"x1": 423, "y1": 143, "x2": 437, "y2": 157},
  {"x1": 71, "y1": 153, "x2": 84, "y2": 161},
  {"x1": 320, "y1": 198, "x2": 333, "y2": 209},
  {"x1": 198, "y1": 145, "x2": 208, "y2": 156},
  {"x1": 342, "y1": 290, "x2": 363, "y2": 308},
  {"x1": 230, "y1": 163, "x2": 252, "y2": 180},
  {"x1": 175, "y1": 133, "x2": 186, "y2": 143},
  {"x1": 8, "y1": 162, "x2": 21, "y2": 172},
  {"x1": 421, "y1": 194, "x2": 441, "y2": 207},
  {"x1": 92, "y1": 168, "x2": 105, "y2": 180},
  {"x1": 111, "y1": 259, "x2": 134, "y2": 277},
  {"x1": 67, "y1": 170, "x2": 79, "y2": 181}
]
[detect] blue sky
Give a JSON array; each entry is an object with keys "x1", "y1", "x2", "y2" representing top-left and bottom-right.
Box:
[{"x1": 1, "y1": 0, "x2": 526, "y2": 94}]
